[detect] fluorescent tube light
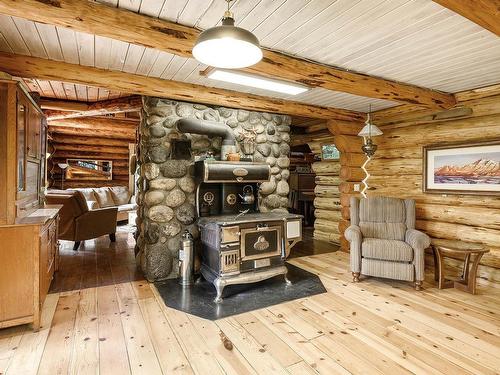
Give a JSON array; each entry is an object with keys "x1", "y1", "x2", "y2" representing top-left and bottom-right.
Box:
[{"x1": 207, "y1": 69, "x2": 309, "y2": 95}]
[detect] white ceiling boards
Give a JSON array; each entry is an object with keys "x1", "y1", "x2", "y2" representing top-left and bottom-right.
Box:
[{"x1": 0, "y1": 0, "x2": 498, "y2": 111}]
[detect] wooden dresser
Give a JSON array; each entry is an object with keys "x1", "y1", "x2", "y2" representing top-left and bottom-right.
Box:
[{"x1": 0, "y1": 78, "x2": 60, "y2": 330}]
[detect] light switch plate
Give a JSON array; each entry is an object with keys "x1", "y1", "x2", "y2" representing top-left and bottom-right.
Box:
[{"x1": 354, "y1": 184, "x2": 360, "y2": 192}]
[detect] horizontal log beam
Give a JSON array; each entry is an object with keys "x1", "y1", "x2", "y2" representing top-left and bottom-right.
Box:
[
  {"x1": 373, "y1": 88, "x2": 500, "y2": 126},
  {"x1": 50, "y1": 134, "x2": 132, "y2": 147},
  {"x1": 50, "y1": 158, "x2": 129, "y2": 167},
  {"x1": 50, "y1": 181, "x2": 128, "y2": 189},
  {"x1": 433, "y1": 0, "x2": 500, "y2": 36},
  {"x1": 315, "y1": 219, "x2": 340, "y2": 235},
  {"x1": 290, "y1": 130, "x2": 333, "y2": 146},
  {"x1": 0, "y1": 0, "x2": 456, "y2": 109},
  {"x1": 314, "y1": 197, "x2": 341, "y2": 211},
  {"x1": 340, "y1": 166, "x2": 365, "y2": 182},
  {"x1": 48, "y1": 116, "x2": 138, "y2": 131},
  {"x1": 313, "y1": 230, "x2": 340, "y2": 244},
  {"x1": 339, "y1": 153, "x2": 366, "y2": 167},
  {"x1": 315, "y1": 175, "x2": 342, "y2": 186},
  {"x1": 311, "y1": 161, "x2": 341, "y2": 175},
  {"x1": 46, "y1": 95, "x2": 143, "y2": 120},
  {"x1": 327, "y1": 120, "x2": 364, "y2": 136},
  {"x1": 48, "y1": 126, "x2": 136, "y2": 140},
  {"x1": 48, "y1": 127, "x2": 135, "y2": 141},
  {"x1": 305, "y1": 123, "x2": 327, "y2": 133},
  {"x1": 314, "y1": 185, "x2": 340, "y2": 198},
  {"x1": 306, "y1": 141, "x2": 324, "y2": 155},
  {"x1": 332, "y1": 135, "x2": 363, "y2": 154},
  {"x1": 416, "y1": 203, "x2": 500, "y2": 231},
  {"x1": 416, "y1": 220, "x2": 500, "y2": 249},
  {"x1": 50, "y1": 150, "x2": 129, "y2": 160},
  {"x1": 51, "y1": 143, "x2": 130, "y2": 155},
  {"x1": 367, "y1": 158, "x2": 422, "y2": 176},
  {"x1": 40, "y1": 98, "x2": 90, "y2": 111},
  {"x1": 314, "y1": 209, "x2": 343, "y2": 222},
  {"x1": 0, "y1": 52, "x2": 362, "y2": 121}
]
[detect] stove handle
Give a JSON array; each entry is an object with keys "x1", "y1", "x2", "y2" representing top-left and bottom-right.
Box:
[{"x1": 220, "y1": 242, "x2": 239, "y2": 249}]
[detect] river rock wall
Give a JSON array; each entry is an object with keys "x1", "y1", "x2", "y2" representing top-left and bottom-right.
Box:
[{"x1": 136, "y1": 97, "x2": 291, "y2": 281}]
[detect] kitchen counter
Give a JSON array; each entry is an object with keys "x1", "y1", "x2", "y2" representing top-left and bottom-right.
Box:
[{"x1": 16, "y1": 204, "x2": 63, "y2": 225}]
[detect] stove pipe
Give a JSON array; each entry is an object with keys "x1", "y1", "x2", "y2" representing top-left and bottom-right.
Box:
[{"x1": 176, "y1": 118, "x2": 236, "y2": 160}]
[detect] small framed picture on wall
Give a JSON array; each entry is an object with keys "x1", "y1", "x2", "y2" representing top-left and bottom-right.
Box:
[
  {"x1": 321, "y1": 144, "x2": 340, "y2": 160},
  {"x1": 423, "y1": 141, "x2": 500, "y2": 195}
]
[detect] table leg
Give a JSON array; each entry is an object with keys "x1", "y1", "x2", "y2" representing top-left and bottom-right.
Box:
[
  {"x1": 467, "y1": 253, "x2": 484, "y2": 295},
  {"x1": 462, "y1": 253, "x2": 470, "y2": 281},
  {"x1": 436, "y1": 249, "x2": 445, "y2": 289},
  {"x1": 432, "y1": 246, "x2": 439, "y2": 282}
]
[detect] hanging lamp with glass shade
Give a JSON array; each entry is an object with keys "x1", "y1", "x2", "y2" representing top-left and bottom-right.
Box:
[
  {"x1": 192, "y1": 0, "x2": 263, "y2": 69},
  {"x1": 357, "y1": 105, "x2": 383, "y2": 198}
]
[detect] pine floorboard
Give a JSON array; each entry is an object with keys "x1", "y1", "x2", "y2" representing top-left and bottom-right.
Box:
[{"x1": 0, "y1": 232, "x2": 499, "y2": 375}]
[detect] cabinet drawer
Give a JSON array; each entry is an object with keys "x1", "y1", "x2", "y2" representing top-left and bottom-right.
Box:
[
  {"x1": 39, "y1": 219, "x2": 56, "y2": 305},
  {"x1": 48, "y1": 219, "x2": 56, "y2": 242}
]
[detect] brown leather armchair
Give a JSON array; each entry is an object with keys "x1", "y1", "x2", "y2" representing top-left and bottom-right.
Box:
[{"x1": 45, "y1": 190, "x2": 118, "y2": 250}]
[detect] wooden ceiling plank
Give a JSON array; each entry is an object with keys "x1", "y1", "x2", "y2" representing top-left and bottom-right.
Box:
[
  {"x1": 0, "y1": 0, "x2": 456, "y2": 109},
  {"x1": 433, "y1": 0, "x2": 500, "y2": 36},
  {"x1": 0, "y1": 51, "x2": 362, "y2": 120}
]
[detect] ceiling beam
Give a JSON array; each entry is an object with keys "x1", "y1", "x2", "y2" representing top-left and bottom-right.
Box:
[
  {"x1": 433, "y1": 0, "x2": 500, "y2": 36},
  {"x1": 0, "y1": 0, "x2": 456, "y2": 109},
  {"x1": 39, "y1": 98, "x2": 90, "y2": 112},
  {"x1": 0, "y1": 52, "x2": 362, "y2": 121},
  {"x1": 44, "y1": 95, "x2": 143, "y2": 120}
]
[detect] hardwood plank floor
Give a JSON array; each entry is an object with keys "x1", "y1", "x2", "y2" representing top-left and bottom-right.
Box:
[{"x1": 1, "y1": 231, "x2": 499, "y2": 375}]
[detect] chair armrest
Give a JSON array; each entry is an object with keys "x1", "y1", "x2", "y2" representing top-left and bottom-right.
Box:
[
  {"x1": 345, "y1": 225, "x2": 362, "y2": 243},
  {"x1": 405, "y1": 228, "x2": 430, "y2": 251},
  {"x1": 406, "y1": 228, "x2": 430, "y2": 282},
  {"x1": 345, "y1": 225, "x2": 362, "y2": 273},
  {"x1": 75, "y1": 207, "x2": 118, "y2": 241}
]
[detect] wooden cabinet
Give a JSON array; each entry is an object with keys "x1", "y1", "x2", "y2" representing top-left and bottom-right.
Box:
[
  {"x1": 27, "y1": 105, "x2": 42, "y2": 159},
  {"x1": 0, "y1": 213, "x2": 59, "y2": 330},
  {"x1": 0, "y1": 78, "x2": 58, "y2": 330},
  {"x1": 0, "y1": 79, "x2": 45, "y2": 223},
  {"x1": 40, "y1": 217, "x2": 58, "y2": 302}
]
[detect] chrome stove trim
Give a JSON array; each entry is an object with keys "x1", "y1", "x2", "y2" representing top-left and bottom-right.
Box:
[
  {"x1": 207, "y1": 265, "x2": 291, "y2": 303},
  {"x1": 240, "y1": 225, "x2": 282, "y2": 261}
]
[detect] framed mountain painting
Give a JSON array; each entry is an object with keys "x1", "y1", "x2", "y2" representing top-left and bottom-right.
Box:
[{"x1": 423, "y1": 141, "x2": 500, "y2": 195}]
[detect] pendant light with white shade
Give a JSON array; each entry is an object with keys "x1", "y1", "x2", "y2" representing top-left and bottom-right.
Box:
[{"x1": 193, "y1": 0, "x2": 263, "y2": 69}]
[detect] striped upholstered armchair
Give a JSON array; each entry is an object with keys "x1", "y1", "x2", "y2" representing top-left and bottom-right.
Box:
[{"x1": 345, "y1": 196, "x2": 430, "y2": 290}]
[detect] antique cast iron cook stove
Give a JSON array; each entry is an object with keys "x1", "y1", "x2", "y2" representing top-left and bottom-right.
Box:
[
  {"x1": 176, "y1": 117, "x2": 302, "y2": 303},
  {"x1": 195, "y1": 160, "x2": 302, "y2": 302}
]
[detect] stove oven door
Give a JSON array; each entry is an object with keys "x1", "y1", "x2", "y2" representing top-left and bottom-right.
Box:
[{"x1": 240, "y1": 223, "x2": 282, "y2": 261}]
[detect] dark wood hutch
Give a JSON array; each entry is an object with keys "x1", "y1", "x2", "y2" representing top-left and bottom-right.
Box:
[{"x1": 0, "y1": 77, "x2": 60, "y2": 330}]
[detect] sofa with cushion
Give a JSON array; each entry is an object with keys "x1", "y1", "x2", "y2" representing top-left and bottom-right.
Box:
[
  {"x1": 69, "y1": 186, "x2": 136, "y2": 222},
  {"x1": 45, "y1": 190, "x2": 118, "y2": 250},
  {"x1": 345, "y1": 196, "x2": 430, "y2": 290}
]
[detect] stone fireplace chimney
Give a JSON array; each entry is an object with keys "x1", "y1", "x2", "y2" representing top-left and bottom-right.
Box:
[{"x1": 136, "y1": 97, "x2": 291, "y2": 281}]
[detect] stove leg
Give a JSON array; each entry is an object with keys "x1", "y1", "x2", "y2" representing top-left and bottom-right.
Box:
[
  {"x1": 214, "y1": 278, "x2": 225, "y2": 303},
  {"x1": 284, "y1": 272, "x2": 292, "y2": 285}
]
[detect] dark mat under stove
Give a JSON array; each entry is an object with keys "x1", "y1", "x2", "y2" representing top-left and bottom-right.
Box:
[{"x1": 154, "y1": 263, "x2": 326, "y2": 320}]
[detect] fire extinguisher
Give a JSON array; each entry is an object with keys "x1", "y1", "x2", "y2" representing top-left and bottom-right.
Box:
[{"x1": 178, "y1": 230, "x2": 194, "y2": 286}]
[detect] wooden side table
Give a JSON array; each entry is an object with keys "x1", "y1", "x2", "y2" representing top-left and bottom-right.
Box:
[{"x1": 431, "y1": 239, "x2": 489, "y2": 294}]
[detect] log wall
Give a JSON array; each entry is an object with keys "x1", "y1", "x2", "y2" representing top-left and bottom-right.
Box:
[
  {"x1": 326, "y1": 123, "x2": 364, "y2": 251},
  {"x1": 312, "y1": 161, "x2": 341, "y2": 244},
  {"x1": 364, "y1": 88, "x2": 500, "y2": 279},
  {"x1": 47, "y1": 116, "x2": 137, "y2": 189}
]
